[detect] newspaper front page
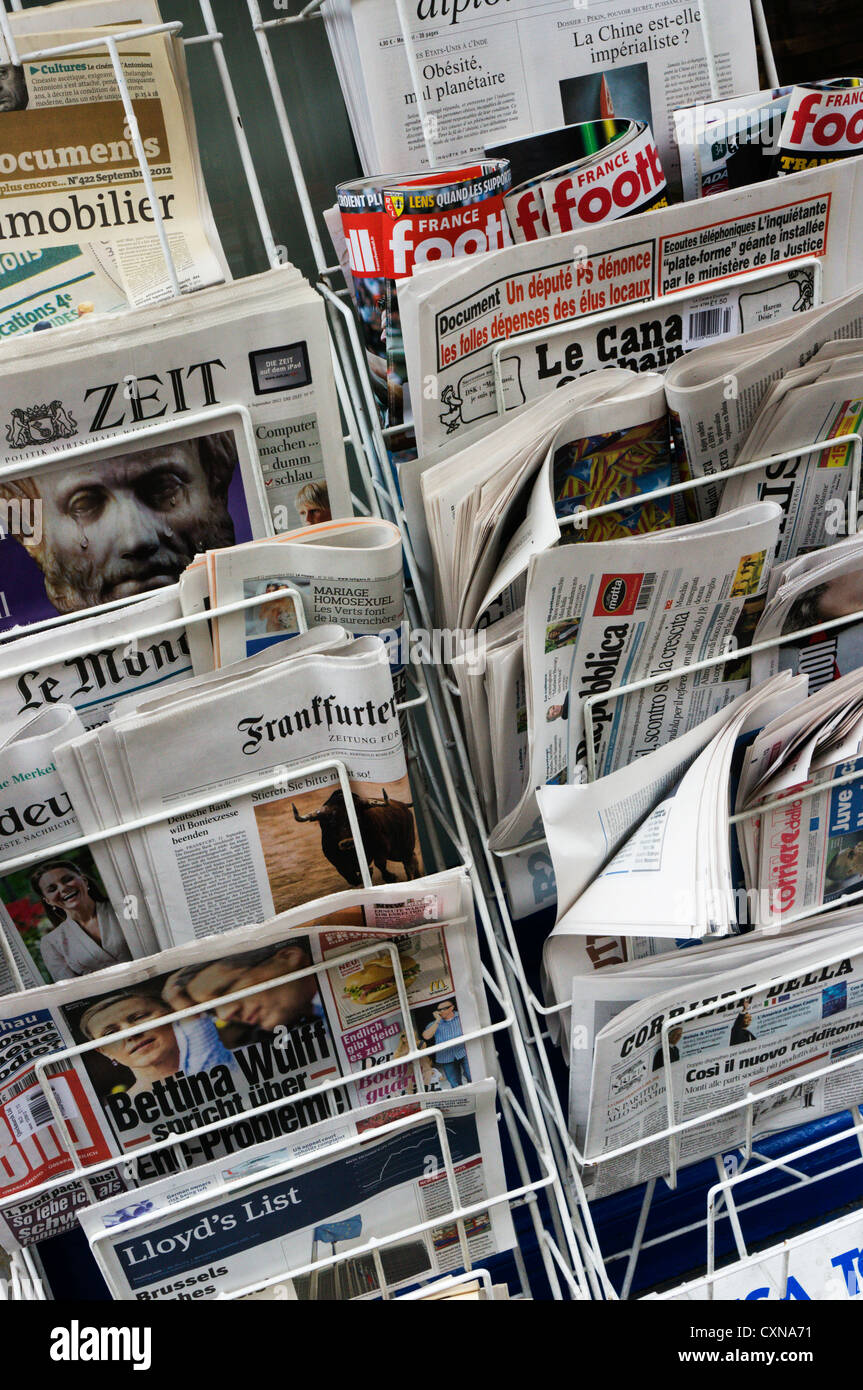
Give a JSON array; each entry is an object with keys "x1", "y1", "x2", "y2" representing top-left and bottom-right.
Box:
[
  {"x1": 0, "y1": 3, "x2": 228, "y2": 305},
  {"x1": 492, "y1": 502, "x2": 781, "y2": 850},
  {"x1": 56, "y1": 638, "x2": 423, "y2": 949},
  {"x1": 399, "y1": 157, "x2": 863, "y2": 455},
  {"x1": 0, "y1": 269, "x2": 350, "y2": 631},
  {"x1": 582, "y1": 926, "x2": 863, "y2": 1199},
  {"x1": 0, "y1": 871, "x2": 489, "y2": 1249},
  {"x1": 328, "y1": 0, "x2": 757, "y2": 193},
  {"x1": 78, "y1": 1079, "x2": 515, "y2": 1300}
]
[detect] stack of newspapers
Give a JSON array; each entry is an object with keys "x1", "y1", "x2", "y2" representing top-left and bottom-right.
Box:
[
  {"x1": 502, "y1": 302, "x2": 863, "y2": 1199},
  {"x1": 0, "y1": 610, "x2": 517, "y2": 1290}
]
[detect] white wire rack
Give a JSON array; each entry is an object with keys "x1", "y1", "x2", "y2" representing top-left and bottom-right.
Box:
[
  {"x1": 237, "y1": 0, "x2": 863, "y2": 1305},
  {"x1": 0, "y1": 0, "x2": 852, "y2": 1307},
  {"x1": 0, "y1": 0, "x2": 585, "y2": 1303}
]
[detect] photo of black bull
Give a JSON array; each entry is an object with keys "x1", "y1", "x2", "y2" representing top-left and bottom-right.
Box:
[{"x1": 292, "y1": 787, "x2": 419, "y2": 885}]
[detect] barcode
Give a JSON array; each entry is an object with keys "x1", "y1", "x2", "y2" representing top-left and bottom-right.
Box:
[
  {"x1": 4, "y1": 1089, "x2": 53, "y2": 1143},
  {"x1": 687, "y1": 306, "x2": 732, "y2": 341},
  {"x1": 635, "y1": 573, "x2": 658, "y2": 611}
]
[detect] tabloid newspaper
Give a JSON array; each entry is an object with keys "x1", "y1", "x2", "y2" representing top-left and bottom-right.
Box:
[
  {"x1": 0, "y1": 267, "x2": 350, "y2": 633},
  {"x1": 77, "y1": 1078, "x2": 514, "y2": 1300},
  {"x1": 336, "y1": 160, "x2": 512, "y2": 453},
  {"x1": 396, "y1": 157, "x2": 863, "y2": 456},
  {"x1": 497, "y1": 118, "x2": 668, "y2": 244},
  {"x1": 53, "y1": 636, "x2": 423, "y2": 952},
  {"x1": 322, "y1": 0, "x2": 758, "y2": 195},
  {"x1": 0, "y1": 870, "x2": 488, "y2": 1251},
  {"x1": 776, "y1": 81, "x2": 863, "y2": 177},
  {"x1": 577, "y1": 922, "x2": 863, "y2": 1200},
  {"x1": 0, "y1": 0, "x2": 228, "y2": 308}
]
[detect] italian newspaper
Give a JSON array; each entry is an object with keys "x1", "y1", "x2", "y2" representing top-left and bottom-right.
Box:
[{"x1": 579, "y1": 924, "x2": 863, "y2": 1199}]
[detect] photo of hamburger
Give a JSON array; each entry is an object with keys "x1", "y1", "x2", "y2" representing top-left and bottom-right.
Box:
[{"x1": 343, "y1": 950, "x2": 420, "y2": 1006}]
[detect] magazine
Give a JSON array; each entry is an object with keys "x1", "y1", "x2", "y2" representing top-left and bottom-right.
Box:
[{"x1": 0, "y1": 0, "x2": 228, "y2": 307}]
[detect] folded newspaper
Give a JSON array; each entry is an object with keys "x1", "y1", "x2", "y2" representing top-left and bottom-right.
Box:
[
  {"x1": 420, "y1": 369, "x2": 668, "y2": 633},
  {"x1": 666, "y1": 282, "x2": 863, "y2": 521},
  {"x1": 492, "y1": 501, "x2": 783, "y2": 851},
  {"x1": 501, "y1": 118, "x2": 668, "y2": 243},
  {"x1": 0, "y1": 267, "x2": 350, "y2": 631},
  {"x1": 0, "y1": 869, "x2": 489, "y2": 1249},
  {"x1": 673, "y1": 85, "x2": 793, "y2": 200},
  {"x1": 538, "y1": 674, "x2": 805, "y2": 993},
  {"x1": 718, "y1": 340, "x2": 863, "y2": 560},
  {"x1": 76, "y1": 1078, "x2": 514, "y2": 1300},
  {"x1": 0, "y1": 0, "x2": 228, "y2": 310},
  {"x1": 734, "y1": 668, "x2": 863, "y2": 928},
  {"x1": 54, "y1": 635, "x2": 423, "y2": 952},
  {"x1": 0, "y1": 703, "x2": 142, "y2": 994},
  {"x1": 196, "y1": 518, "x2": 405, "y2": 674}
]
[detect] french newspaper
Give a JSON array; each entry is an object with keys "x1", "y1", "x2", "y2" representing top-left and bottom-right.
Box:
[
  {"x1": 398, "y1": 157, "x2": 863, "y2": 455},
  {"x1": 327, "y1": 0, "x2": 758, "y2": 193},
  {"x1": 0, "y1": 0, "x2": 228, "y2": 305}
]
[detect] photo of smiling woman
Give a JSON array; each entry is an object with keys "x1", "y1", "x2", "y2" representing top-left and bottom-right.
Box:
[
  {"x1": 0, "y1": 848, "x2": 132, "y2": 985},
  {"x1": 31, "y1": 857, "x2": 132, "y2": 983}
]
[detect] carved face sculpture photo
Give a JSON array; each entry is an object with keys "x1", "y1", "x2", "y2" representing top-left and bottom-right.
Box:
[{"x1": 0, "y1": 431, "x2": 238, "y2": 613}]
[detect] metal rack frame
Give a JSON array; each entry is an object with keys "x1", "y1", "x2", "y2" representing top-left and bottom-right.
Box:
[
  {"x1": 0, "y1": 0, "x2": 849, "y2": 1306},
  {"x1": 0, "y1": 0, "x2": 587, "y2": 1301}
]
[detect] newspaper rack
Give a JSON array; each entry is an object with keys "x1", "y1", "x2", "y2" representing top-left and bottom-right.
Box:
[
  {"x1": 0, "y1": 0, "x2": 856, "y2": 1305},
  {"x1": 0, "y1": 0, "x2": 584, "y2": 1303}
]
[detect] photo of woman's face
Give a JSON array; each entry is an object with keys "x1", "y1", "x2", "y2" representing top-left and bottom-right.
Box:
[
  {"x1": 88, "y1": 997, "x2": 177, "y2": 1072},
  {"x1": 37, "y1": 866, "x2": 92, "y2": 915}
]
